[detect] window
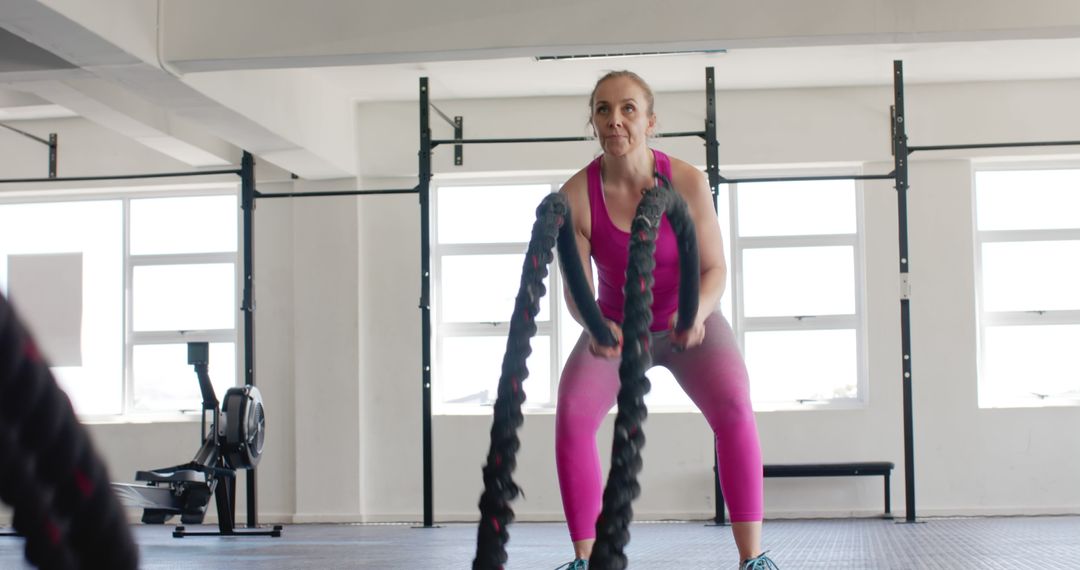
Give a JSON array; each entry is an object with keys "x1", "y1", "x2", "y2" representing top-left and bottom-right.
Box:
[
  {"x1": 433, "y1": 170, "x2": 867, "y2": 413},
  {"x1": 433, "y1": 179, "x2": 711, "y2": 413},
  {"x1": 0, "y1": 188, "x2": 239, "y2": 418},
  {"x1": 730, "y1": 176, "x2": 866, "y2": 409},
  {"x1": 974, "y1": 168, "x2": 1080, "y2": 408},
  {"x1": 0, "y1": 200, "x2": 123, "y2": 414},
  {"x1": 433, "y1": 182, "x2": 559, "y2": 410}
]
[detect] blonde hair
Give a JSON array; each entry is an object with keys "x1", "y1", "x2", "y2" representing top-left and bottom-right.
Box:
[{"x1": 588, "y1": 70, "x2": 656, "y2": 117}]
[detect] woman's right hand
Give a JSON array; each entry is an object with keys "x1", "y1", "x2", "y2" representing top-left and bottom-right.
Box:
[{"x1": 588, "y1": 319, "x2": 623, "y2": 358}]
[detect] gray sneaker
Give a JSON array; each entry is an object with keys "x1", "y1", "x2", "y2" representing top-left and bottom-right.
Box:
[
  {"x1": 554, "y1": 559, "x2": 588, "y2": 569},
  {"x1": 740, "y1": 552, "x2": 779, "y2": 570}
]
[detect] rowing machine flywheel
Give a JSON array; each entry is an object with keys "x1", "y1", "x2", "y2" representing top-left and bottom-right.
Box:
[{"x1": 222, "y1": 386, "x2": 266, "y2": 469}]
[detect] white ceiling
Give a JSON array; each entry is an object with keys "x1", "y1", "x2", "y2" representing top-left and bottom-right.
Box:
[
  {"x1": 313, "y1": 38, "x2": 1080, "y2": 102},
  {"x1": 4, "y1": 25, "x2": 1080, "y2": 178},
  {"x1": 12, "y1": 36, "x2": 1079, "y2": 111}
]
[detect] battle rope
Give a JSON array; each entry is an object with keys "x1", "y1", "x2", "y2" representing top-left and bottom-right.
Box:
[
  {"x1": 589, "y1": 175, "x2": 699, "y2": 569},
  {"x1": 472, "y1": 192, "x2": 614, "y2": 569},
  {"x1": 0, "y1": 293, "x2": 139, "y2": 570},
  {"x1": 473, "y1": 175, "x2": 699, "y2": 565}
]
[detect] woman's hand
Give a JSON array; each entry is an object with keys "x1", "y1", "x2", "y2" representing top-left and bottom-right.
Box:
[
  {"x1": 589, "y1": 319, "x2": 623, "y2": 358},
  {"x1": 669, "y1": 312, "x2": 705, "y2": 352}
]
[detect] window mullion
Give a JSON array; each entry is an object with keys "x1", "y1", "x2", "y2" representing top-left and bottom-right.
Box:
[
  {"x1": 730, "y1": 183, "x2": 744, "y2": 347},
  {"x1": 978, "y1": 229, "x2": 1080, "y2": 243},
  {"x1": 742, "y1": 315, "x2": 858, "y2": 331},
  {"x1": 441, "y1": 321, "x2": 555, "y2": 336},
  {"x1": 439, "y1": 243, "x2": 529, "y2": 256},
  {"x1": 738, "y1": 234, "x2": 857, "y2": 249},
  {"x1": 130, "y1": 252, "x2": 236, "y2": 265},
  {"x1": 130, "y1": 330, "x2": 236, "y2": 344},
  {"x1": 983, "y1": 310, "x2": 1080, "y2": 327},
  {"x1": 547, "y1": 246, "x2": 563, "y2": 408},
  {"x1": 123, "y1": 197, "x2": 133, "y2": 415}
]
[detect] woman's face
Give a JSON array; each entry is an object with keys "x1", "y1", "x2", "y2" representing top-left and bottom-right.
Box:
[{"x1": 591, "y1": 76, "x2": 656, "y2": 157}]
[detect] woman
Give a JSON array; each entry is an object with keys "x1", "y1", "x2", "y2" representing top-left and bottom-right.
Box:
[{"x1": 555, "y1": 71, "x2": 777, "y2": 570}]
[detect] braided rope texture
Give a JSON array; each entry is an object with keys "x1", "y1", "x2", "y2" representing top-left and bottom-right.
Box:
[
  {"x1": 472, "y1": 180, "x2": 696, "y2": 569},
  {"x1": 0, "y1": 294, "x2": 139, "y2": 570},
  {"x1": 590, "y1": 177, "x2": 698, "y2": 569},
  {"x1": 473, "y1": 192, "x2": 612, "y2": 569}
]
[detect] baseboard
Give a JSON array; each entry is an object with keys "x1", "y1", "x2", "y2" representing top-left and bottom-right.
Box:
[
  {"x1": 113, "y1": 511, "x2": 295, "y2": 526},
  {"x1": 291, "y1": 513, "x2": 381, "y2": 524},
  {"x1": 5, "y1": 507, "x2": 1078, "y2": 528},
  {"x1": 899, "y1": 506, "x2": 1080, "y2": 519},
  {"x1": 290, "y1": 506, "x2": 1080, "y2": 525}
]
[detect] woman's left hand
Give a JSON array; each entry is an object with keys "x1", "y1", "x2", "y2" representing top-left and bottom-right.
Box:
[{"x1": 669, "y1": 312, "x2": 705, "y2": 352}]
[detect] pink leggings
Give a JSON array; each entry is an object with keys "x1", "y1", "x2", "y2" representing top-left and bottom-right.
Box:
[{"x1": 555, "y1": 312, "x2": 763, "y2": 541}]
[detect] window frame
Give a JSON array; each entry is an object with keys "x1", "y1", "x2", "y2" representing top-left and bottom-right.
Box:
[
  {"x1": 727, "y1": 167, "x2": 869, "y2": 411},
  {"x1": 973, "y1": 164, "x2": 1080, "y2": 408},
  {"x1": 0, "y1": 183, "x2": 241, "y2": 421},
  {"x1": 432, "y1": 167, "x2": 869, "y2": 414},
  {"x1": 431, "y1": 176, "x2": 568, "y2": 414}
]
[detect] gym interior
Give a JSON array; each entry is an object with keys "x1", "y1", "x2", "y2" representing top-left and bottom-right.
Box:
[{"x1": 2, "y1": 2, "x2": 1080, "y2": 568}]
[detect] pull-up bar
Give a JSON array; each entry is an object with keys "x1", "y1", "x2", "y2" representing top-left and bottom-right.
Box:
[
  {"x1": 909, "y1": 139, "x2": 1080, "y2": 153},
  {"x1": 254, "y1": 187, "x2": 418, "y2": 199},
  {"x1": 721, "y1": 173, "x2": 898, "y2": 185},
  {"x1": 430, "y1": 130, "x2": 706, "y2": 148},
  {"x1": 0, "y1": 168, "x2": 241, "y2": 185}
]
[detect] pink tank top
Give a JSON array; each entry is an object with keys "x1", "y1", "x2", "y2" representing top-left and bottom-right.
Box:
[{"x1": 588, "y1": 149, "x2": 681, "y2": 332}]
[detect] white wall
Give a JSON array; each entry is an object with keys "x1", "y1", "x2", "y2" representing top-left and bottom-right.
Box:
[
  {"x1": 2, "y1": 76, "x2": 1080, "y2": 527},
  {"x1": 290, "y1": 184, "x2": 362, "y2": 521}
]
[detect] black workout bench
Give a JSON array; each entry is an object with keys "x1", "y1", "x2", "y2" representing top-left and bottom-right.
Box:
[{"x1": 713, "y1": 461, "x2": 895, "y2": 524}]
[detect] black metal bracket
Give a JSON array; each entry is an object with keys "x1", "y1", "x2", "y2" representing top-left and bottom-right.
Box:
[
  {"x1": 0, "y1": 123, "x2": 57, "y2": 178},
  {"x1": 704, "y1": 67, "x2": 721, "y2": 207},
  {"x1": 429, "y1": 102, "x2": 463, "y2": 166},
  {"x1": 454, "y1": 116, "x2": 463, "y2": 166}
]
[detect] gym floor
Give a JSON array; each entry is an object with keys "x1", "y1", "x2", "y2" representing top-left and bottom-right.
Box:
[{"x1": 2, "y1": 515, "x2": 1078, "y2": 568}]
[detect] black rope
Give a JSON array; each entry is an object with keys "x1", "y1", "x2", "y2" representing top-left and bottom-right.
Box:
[
  {"x1": 472, "y1": 193, "x2": 613, "y2": 569},
  {"x1": 472, "y1": 178, "x2": 696, "y2": 569},
  {"x1": 0, "y1": 294, "x2": 139, "y2": 570},
  {"x1": 590, "y1": 175, "x2": 699, "y2": 569},
  {"x1": 555, "y1": 196, "x2": 618, "y2": 349}
]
